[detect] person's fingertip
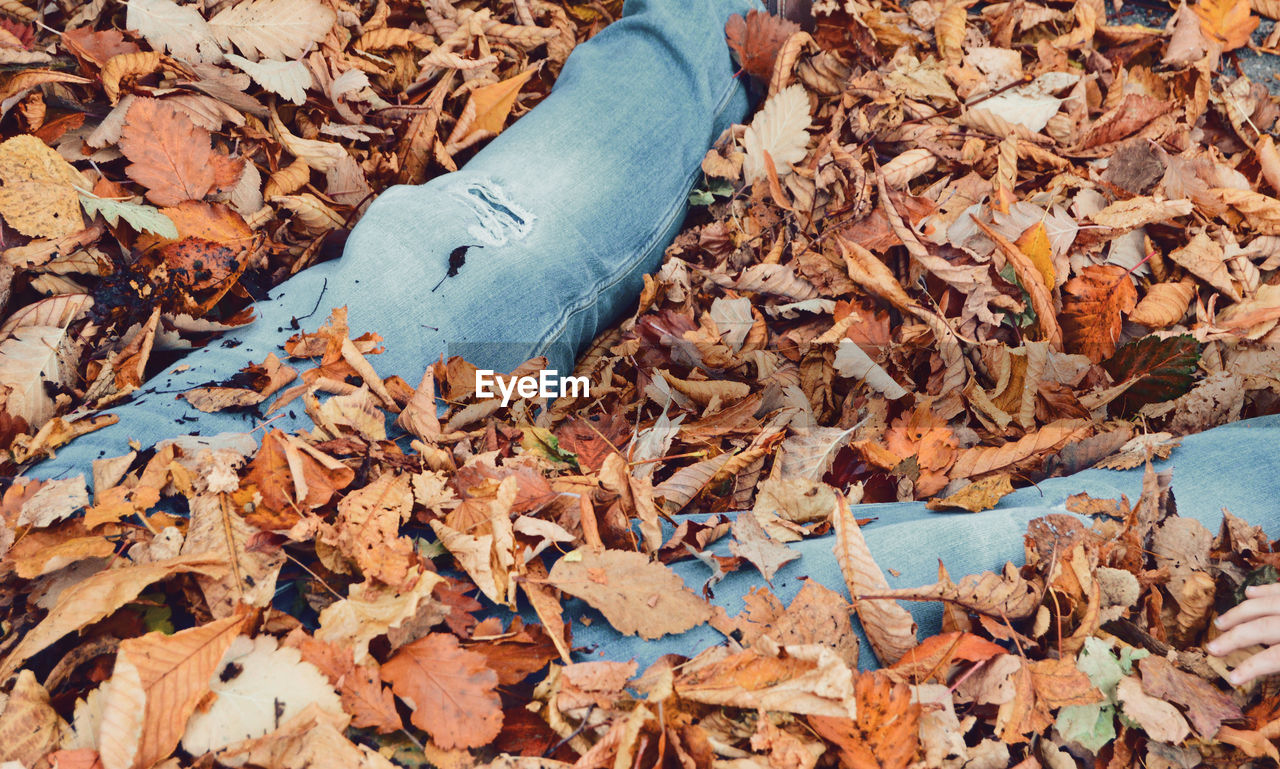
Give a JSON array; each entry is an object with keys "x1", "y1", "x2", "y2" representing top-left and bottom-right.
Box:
[
  {"x1": 1207, "y1": 640, "x2": 1222, "y2": 655},
  {"x1": 1215, "y1": 614, "x2": 1227, "y2": 628},
  {"x1": 1228, "y1": 670, "x2": 1244, "y2": 686}
]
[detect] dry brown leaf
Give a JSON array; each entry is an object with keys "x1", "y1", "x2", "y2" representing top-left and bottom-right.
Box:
[
  {"x1": 0, "y1": 669, "x2": 62, "y2": 766},
  {"x1": 972, "y1": 216, "x2": 1063, "y2": 350},
  {"x1": 1130, "y1": 279, "x2": 1196, "y2": 327},
  {"x1": 546, "y1": 548, "x2": 713, "y2": 639},
  {"x1": 179, "y1": 492, "x2": 284, "y2": 617},
  {"x1": 1193, "y1": 0, "x2": 1259, "y2": 49},
  {"x1": 320, "y1": 472, "x2": 415, "y2": 587},
  {"x1": 98, "y1": 615, "x2": 246, "y2": 769},
  {"x1": 380, "y1": 632, "x2": 502, "y2": 750},
  {"x1": 675, "y1": 644, "x2": 857, "y2": 717},
  {"x1": 925, "y1": 474, "x2": 1015, "y2": 512},
  {"x1": 0, "y1": 554, "x2": 228, "y2": 679},
  {"x1": 807, "y1": 673, "x2": 922, "y2": 768},
  {"x1": 832, "y1": 492, "x2": 917, "y2": 665},
  {"x1": 119, "y1": 97, "x2": 243, "y2": 206},
  {"x1": 1167, "y1": 230, "x2": 1241, "y2": 301},
  {"x1": 1116, "y1": 675, "x2": 1192, "y2": 742},
  {"x1": 870, "y1": 562, "x2": 1041, "y2": 619},
  {"x1": 1060, "y1": 264, "x2": 1139, "y2": 362},
  {"x1": 0, "y1": 134, "x2": 88, "y2": 238},
  {"x1": 951, "y1": 419, "x2": 1091, "y2": 478}
]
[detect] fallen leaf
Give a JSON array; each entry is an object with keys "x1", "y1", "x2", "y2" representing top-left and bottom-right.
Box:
[
  {"x1": 0, "y1": 134, "x2": 89, "y2": 238},
  {"x1": 546, "y1": 549, "x2": 713, "y2": 639},
  {"x1": 380, "y1": 632, "x2": 503, "y2": 750},
  {"x1": 98, "y1": 615, "x2": 246, "y2": 769},
  {"x1": 832, "y1": 492, "x2": 917, "y2": 665}
]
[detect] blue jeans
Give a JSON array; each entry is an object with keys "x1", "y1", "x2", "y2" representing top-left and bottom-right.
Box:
[
  {"x1": 32, "y1": 0, "x2": 756, "y2": 478},
  {"x1": 26, "y1": 0, "x2": 1280, "y2": 671}
]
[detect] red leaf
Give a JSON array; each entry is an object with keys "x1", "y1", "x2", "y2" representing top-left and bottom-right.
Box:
[{"x1": 725, "y1": 9, "x2": 800, "y2": 81}]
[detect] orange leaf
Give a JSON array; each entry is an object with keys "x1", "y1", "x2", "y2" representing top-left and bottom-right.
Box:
[
  {"x1": 808, "y1": 672, "x2": 922, "y2": 769},
  {"x1": 98, "y1": 615, "x2": 246, "y2": 769},
  {"x1": 890, "y1": 631, "x2": 1007, "y2": 682},
  {"x1": 1060, "y1": 263, "x2": 1138, "y2": 363},
  {"x1": 1193, "y1": 0, "x2": 1259, "y2": 49},
  {"x1": 380, "y1": 632, "x2": 503, "y2": 750},
  {"x1": 119, "y1": 97, "x2": 243, "y2": 206},
  {"x1": 242, "y1": 429, "x2": 354, "y2": 528}
]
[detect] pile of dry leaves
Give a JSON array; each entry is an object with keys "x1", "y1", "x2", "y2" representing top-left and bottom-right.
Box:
[{"x1": 4, "y1": 0, "x2": 1280, "y2": 765}]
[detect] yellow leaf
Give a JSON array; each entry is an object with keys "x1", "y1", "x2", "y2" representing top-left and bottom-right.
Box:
[
  {"x1": 1193, "y1": 0, "x2": 1259, "y2": 50},
  {"x1": 468, "y1": 67, "x2": 538, "y2": 137},
  {"x1": 0, "y1": 134, "x2": 88, "y2": 238},
  {"x1": 1014, "y1": 222, "x2": 1055, "y2": 290}
]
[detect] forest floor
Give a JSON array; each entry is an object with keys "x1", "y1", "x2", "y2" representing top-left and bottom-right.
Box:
[{"x1": 3, "y1": 0, "x2": 1280, "y2": 767}]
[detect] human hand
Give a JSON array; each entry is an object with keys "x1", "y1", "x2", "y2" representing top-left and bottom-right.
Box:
[{"x1": 1207, "y1": 583, "x2": 1280, "y2": 686}]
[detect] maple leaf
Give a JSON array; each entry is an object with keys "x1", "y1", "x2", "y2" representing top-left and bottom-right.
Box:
[
  {"x1": 1102, "y1": 334, "x2": 1201, "y2": 415},
  {"x1": 808, "y1": 673, "x2": 922, "y2": 769},
  {"x1": 1193, "y1": 0, "x2": 1259, "y2": 50},
  {"x1": 1060, "y1": 264, "x2": 1139, "y2": 363},
  {"x1": 380, "y1": 632, "x2": 503, "y2": 750},
  {"x1": 725, "y1": 9, "x2": 800, "y2": 81},
  {"x1": 118, "y1": 97, "x2": 243, "y2": 206}
]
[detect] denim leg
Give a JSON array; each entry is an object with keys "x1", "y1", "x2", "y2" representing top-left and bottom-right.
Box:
[
  {"x1": 573, "y1": 414, "x2": 1280, "y2": 671},
  {"x1": 27, "y1": 0, "x2": 756, "y2": 482}
]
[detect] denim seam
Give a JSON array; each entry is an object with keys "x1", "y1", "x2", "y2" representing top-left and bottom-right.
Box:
[{"x1": 532, "y1": 73, "x2": 743, "y2": 360}]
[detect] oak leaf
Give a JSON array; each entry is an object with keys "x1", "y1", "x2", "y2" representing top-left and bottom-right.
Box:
[
  {"x1": 98, "y1": 615, "x2": 246, "y2": 769},
  {"x1": 380, "y1": 632, "x2": 503, "y2": 750},
  {"x1": 546, "y1": 549, "x2": 713, "y2": 639},
  {"x1": 730, "y1": 510, "x2": 801, "y2": 581},
  {"x1": 0, "y1": 134, "x2": 88, "y2": 238},
  {"x1": 288, "y1": 633, "x2": 403, "y2": 733},
  {"x1": 315, "y1": 567, "x2": 446, "y2": 663},
  {"x1": 1060, "y1": 264, "x2": 1138, "y2": 362}
]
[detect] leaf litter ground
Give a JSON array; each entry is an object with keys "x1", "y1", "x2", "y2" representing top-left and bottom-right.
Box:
[{"x1": 4, "y1": 0, "x2": 1280, "y2": 766}]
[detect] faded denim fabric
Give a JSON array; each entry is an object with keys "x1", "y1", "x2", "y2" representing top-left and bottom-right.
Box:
[
  {"x1": 31, "y1": 0, "x2": 757, "y2": 479},
  {"x1": 575, "y1": 415, "x2": 1280, "y2": 671},
  {"x1": 23, "y1": 0, "x2": 1280, "y2": 674}
]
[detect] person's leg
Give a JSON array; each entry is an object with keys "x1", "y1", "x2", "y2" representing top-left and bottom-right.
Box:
[
  {"x1": 28, "y1": 0, "x2": 757, "y2": 482},
  {"x1": 575, "y1": 414, "x2": 1280, "y2": 671}
]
